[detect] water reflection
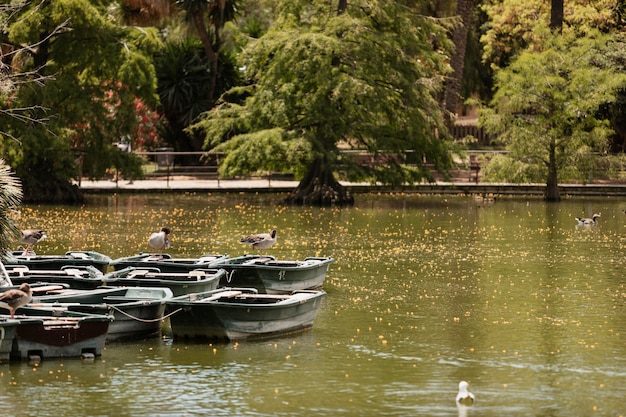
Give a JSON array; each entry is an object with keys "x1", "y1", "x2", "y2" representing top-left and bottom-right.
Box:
[{"x1": 5, "y1": 194, "x2": 626, "y2": 416}]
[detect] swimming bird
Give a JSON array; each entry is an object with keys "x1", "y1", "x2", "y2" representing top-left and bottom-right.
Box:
[
  {"x1": 0, "y1": 283, "x2": 33, "y2": 318},
  {"x1": 240, "y1": 229, "x2": 277, "y2": 255},
  {"x1": 456, "y1": 381, "x2": 474, "y2": 406},
  {"x1": 19, "y1": 229, "x2": 47, "y2": 254},
  {"x1": 148, "y1": 227, "x2": 171, "y2": 253},
  {"x1": 575, "y1": 213, "x2": 601, "y2": 226}
]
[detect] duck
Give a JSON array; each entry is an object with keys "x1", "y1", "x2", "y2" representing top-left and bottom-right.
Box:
[
  {"x1": 456, "y1": 381, "x2": 474, "y2": 406},
  {"x1": 19, "y1": 229, "x2": 47, "y2": 254},
  {"x1": 240, "y1": 229, "x2": 277, "y2": 255},
  {"x1": 0, "y1": 283, "x2": 33, "y2": 318},
  {"x1": 575, "y1": 213, "x2": 601, "y2": 226},
  {"x1": 148, "y1": 227, "x2": 171, "y2": 253}
]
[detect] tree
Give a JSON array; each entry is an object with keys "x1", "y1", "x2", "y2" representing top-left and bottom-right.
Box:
[
  {"x1": 479, "y1": 29, "x2": 626, "y2": 201},
  {"x1": 191, "y1": 0, "x2": 454, "y2": 205},
  {"x1": 175, "y1": 0, "x2": 239, "y2": 106},
  {"x1": 1, "y1": 0, "x2": 160, "y2": 202},
  {"x1": 480, "y1": 0, "x2": 619, "y2": 71},
  {"x1": 155, "y1": 39, "x2": 239, "y2": 153},
  {"x1": 444, "y1": 0, "x2": 475, "y2": 121}
]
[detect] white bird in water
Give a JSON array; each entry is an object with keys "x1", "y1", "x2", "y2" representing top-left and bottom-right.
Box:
[
  {"x1": 240, "y1": 229, "x2": 277, "y2": 255},
  {"x1": 575, "y1": 213, "x2": 601, "y2": 226},
  {"x1": 148, "y1": 227, "x2": 171, "y2": 254},
  {"x1": 456, "y1": 381, "x2": 474, "y2": 406},
  {"x1": 0, "y1": 283, "x2": 33, "y2": 318},
  {"x1": 19, "y1": 229, "x2": 47, "y2": 254}
]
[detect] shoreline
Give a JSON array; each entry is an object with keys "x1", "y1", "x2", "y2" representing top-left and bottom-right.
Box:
[{"x1": 75, "y1": 177, "x2": 626, "y2": 197}]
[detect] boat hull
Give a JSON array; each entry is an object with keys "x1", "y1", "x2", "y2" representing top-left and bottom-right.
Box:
[
  {"x1": 6, "y1": 251, "x2": 112, "y2": 273},
  {"x1": 5, "y1": 265, "x2": 104, "y2": 290},
  {"x1": 214, "y1": 256, "x2": 334, "y2": 294},
  {"x1": 110, "y1": 253, "x2": 229, "y2": 273},
  {"x1": 34, "y1": 287, "x2": 173, "y2": 341},
  {"x1": 102, "y1": 268, "x2": 224, "y2": 297},
  {"x1": 0, "y1": 320, "x2": 19, "y2": 362},
  {"x1": 5, "y1": 308, "x2": 111, "y2": 360},
  {"x1": 167, "y1": 289, "x2": 326, "y2": 341}
]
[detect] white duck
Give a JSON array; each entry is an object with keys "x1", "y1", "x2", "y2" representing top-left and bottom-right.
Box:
[
  {"x1": 0, "y1": 283, "x2": 33, "y2": 318},
  {"x1": 148, "y1": 227, "x2": 171, "y2": 253},
  {"x1": 575, "y1": 213, "x2": 601, "y2": 226},
  {"x1": 19, "y1": 229, "x2": 47, "y2": 254},
  {"x1": 456, "y1": 381, "x2": 475, "y2": 406},
  {"x1": 240, "y1": 229, "x2": 277, "y2": 255}
]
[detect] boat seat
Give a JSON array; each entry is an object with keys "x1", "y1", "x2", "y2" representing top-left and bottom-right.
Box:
[
  {"x1": 265, "y1": 261, "x2": 300, "y2": 267},
  {"x1": 277, "y1": 292, "x2": 311, "y2": 304},
  {"x1": 202, "y1": 290, "x2": 243, "y2": 302},
  {"x1": 31, "y1": 285, "x2": 67, "y2": 293},
  {"x1": 189, "y1": 270, "x2": 206, "y2": 279},
  {"x1": 242, "y1": 257, "x2": 273, "y2": 266},
  {"x1": 6, "y1": 266, "x2": 30, "y2": 276},
  {"x1": 127, "y1": 269, "x2": 152, "y2": 277},
  {"x1": 67, "y1": 252, "x2": 90, "y2": 259},
  {"x1": 62, "y1": 268, "x2": 89, "y2": 277}
]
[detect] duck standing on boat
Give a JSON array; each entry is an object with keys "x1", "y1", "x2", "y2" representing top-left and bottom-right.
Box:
[
  {"x1": 0, "y1": 283, "x2": 32, "y2": 318},
  {"x1": 149, "y1": 227, "x2": 171, "y2": 254},
  {"x1": 240, "y1": 229, "x2": 277, "y2": 255},
  {"x1": 575, "y1": 213, "x2": 601, "y2": 226},
  {"x1": 19, "y1": 229, "x2": 47, "y2": 254}
]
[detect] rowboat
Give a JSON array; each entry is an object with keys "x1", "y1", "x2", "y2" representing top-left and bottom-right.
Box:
[
  {"x1": 0, "y1": 319, "x2": 19, "y2": 362},
  {"x1": 1, "y1": 307, "x2": 111, "y2": 360},
  {"x1": 32, "y1": 286, "x2": 173, "y2": 341},
  {"x1": 102, "y1": 267, "x2": 225, "y2": 296},
  {"x1": 210, "y1": 255, "x2": 334, "y2": 294},
  {"x1": 4, "y1": 265, "x2": 105, "y2": 289},
  {"x1": 109, "y1": 253, "x2": 229, "y2": 273},
  {"x1": 5, "y1": 251, "x2": 112, "y2": 273},
  {"x1": 166, "y1": 288, "x2": 326, "y2": 341}
]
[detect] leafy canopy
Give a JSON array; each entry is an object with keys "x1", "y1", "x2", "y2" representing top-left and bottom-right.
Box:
[
  {"x1": 191, "y1": 0, "x2": 454, "y2": 185},
  {"x1": 1, "y1": 0, "x2": 161, "y2": 200},
  {"x1": 480, "y1": 28, "x2": 626, "y2": 184}
]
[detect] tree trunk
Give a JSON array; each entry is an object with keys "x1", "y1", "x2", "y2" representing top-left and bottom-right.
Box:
[
  {"x1": 550, "y1": 0, "x2": 564, "y2": 33},
  {"x1": 285, "y1": 158, "x2": 354, "y2": 206},
  {"x1": 192, "y1": 12, "x2": 218, "y2": 104},
  {"x1": 545, "y1": 139, "x2": 561, "y2": 201},
  {"x1": 443, "y1": 0, "x2": 473, "y2": 127}
]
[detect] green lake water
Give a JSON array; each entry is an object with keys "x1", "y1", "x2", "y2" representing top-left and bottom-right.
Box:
[{"x1": 0, "y1": 193, "x2": 624, "y2": 416}]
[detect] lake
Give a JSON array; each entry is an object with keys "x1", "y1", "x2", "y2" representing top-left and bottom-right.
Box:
[{"x1": 1, "y1": 193, "x2": 624, "y2": 416}]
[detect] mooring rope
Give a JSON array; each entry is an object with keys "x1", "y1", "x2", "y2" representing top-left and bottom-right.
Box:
[{"x1": 109, "y1": 305, "x2": 183, "y2": 322}]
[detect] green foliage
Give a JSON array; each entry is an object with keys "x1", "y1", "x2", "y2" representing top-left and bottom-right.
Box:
[
  {"x1": 481, "y1": 0, "x2": 620, "y2": 70},
  {"x1": 481, "y1": 153, "x2": 544, "y2": 183},
  {"x1": 2, "y1": 0, "x2": 160, "y2": 201},
  {"x1": 480, "y1": 29, "x2": 626, "y2": 187},
  {"x1": 0, "y1": 160, "x2": 22, "y2": 254},
  {"x1": 214, "y1": 128, "x2": 311, "y2": 178},
  {"x1": 192, "y1": 0, "x2": 454, "y2": 184},
  {"x1": 154, "y1": 39, "x2": 240, "y2": 151}
]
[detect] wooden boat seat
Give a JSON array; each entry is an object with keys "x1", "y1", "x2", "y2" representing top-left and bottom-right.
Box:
[
  {"x1": 201, "y1": 290, "x2": 243, "y2": 302},
  {"x1": 242, "y1": 257, "x2": 274, "y2": 266},
  {"x1": 277, "y1": 292, "x2": 310, "y2": 304},
  {"x1": 265, "y1": 261, "x2": 301, "y2": 267},
  {"x1": 6, "y1": 266, "x2": 30, "y2": 276},
  {"x1": 67, "y1": 252, "x2": 90, "y2": 259},
  {"x1": 62, "y1": 268, "x2": 90, "y2": 277},
  {"x1": 31, "y1": 285, "x2": 68, "y2": 293}
]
